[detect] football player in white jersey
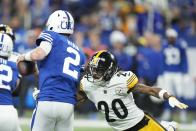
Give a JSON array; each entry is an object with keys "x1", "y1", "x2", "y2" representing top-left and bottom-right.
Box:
[{"x1": 79, "y1": 50, "x2": 188, "y2": 131}]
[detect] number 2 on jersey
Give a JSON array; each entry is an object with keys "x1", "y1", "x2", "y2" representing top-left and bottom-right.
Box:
[
  {"x1": 63, "y1": 47, "x2": 81, "y2": 79},
  {"x1": 0, "y1": 64, "x2": 13, "y2": 85}
]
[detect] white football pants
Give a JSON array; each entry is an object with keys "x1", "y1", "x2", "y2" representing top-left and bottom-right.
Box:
[
  {"x1": 159, "y1": 72, "x2": 183, "y2": 98},
  {"x1": 0, "y1": 105, "x2": 21, "y2": 131},
  {"x1": 31, "y1": 101, "x2": 74, "y2": 131}
]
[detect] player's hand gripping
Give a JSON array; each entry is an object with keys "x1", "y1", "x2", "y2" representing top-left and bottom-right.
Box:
[
  {"x1": 17, "y1": 55, "x2": 25, "y2": 64},
  {"x1": 168, "y1": 97, "x2": 188, "y2": 109}
]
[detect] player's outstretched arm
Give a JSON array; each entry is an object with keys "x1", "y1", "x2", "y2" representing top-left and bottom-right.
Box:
[
  {"x1": 133, "y1": 84, "x2": 188, "y2": 109},
  {"x1": 17, "y1": 41, "x2": 52, "y2": 63}
]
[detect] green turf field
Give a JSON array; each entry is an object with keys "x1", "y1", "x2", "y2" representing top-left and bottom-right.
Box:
[
  {"x1": 21, "y1": 110, "x2": 196, "y2": 131},
  {"x1": 22, "y1": 125, "x2": 113, "y2": 131},
  {"x1": 21, "y1": 125, "x2": 195, "y2": 131}
]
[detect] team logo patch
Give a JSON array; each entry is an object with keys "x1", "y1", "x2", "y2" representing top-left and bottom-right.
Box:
[{"x1": 115, "y1": 87, "x2": 126, "y2": 95}]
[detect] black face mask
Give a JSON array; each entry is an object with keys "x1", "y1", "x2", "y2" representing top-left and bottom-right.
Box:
[{"x1": 90, "y1": 66, "x2": 106, "y2": 80}]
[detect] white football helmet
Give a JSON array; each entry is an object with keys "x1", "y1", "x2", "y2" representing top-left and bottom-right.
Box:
[
  {"x1": 46, "y1": 10, "x2": 74, "y2": 34},
  {"x1": 0, "y1": 33, "x2": 13, "y2": 57}
]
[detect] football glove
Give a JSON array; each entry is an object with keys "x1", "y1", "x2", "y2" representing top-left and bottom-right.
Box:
[
  {"x1": 168, "y1": 97, "x2": 188, "y2": 109},
  {"x1": 33, "y1": 88, "x2": 40, "y2": 100}
]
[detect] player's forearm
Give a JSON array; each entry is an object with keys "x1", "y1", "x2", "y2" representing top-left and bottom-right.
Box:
[
  {"x1": 29, "y1": 47, "x2": 47, "y2": 61},
  {"x1": 134, "y1": 84, "x2": 171, "y2": 100},
  {"x1": 23, "y1": 41, "x2": 52, "y2": 61},
  {"x1": 77, "y1": 90, "x2": 88, "y2": 103},
  {"x1": 134, "y1": 83, "x2": 188, "y2": 109}
]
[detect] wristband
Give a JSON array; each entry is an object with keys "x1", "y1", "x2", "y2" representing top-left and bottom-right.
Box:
[
  {"x1": 24, "y1": 51, "x2": 32, "y2": 61},
  {"x1": 159, "y1": 89, "x2": 168, "y2": 100}
]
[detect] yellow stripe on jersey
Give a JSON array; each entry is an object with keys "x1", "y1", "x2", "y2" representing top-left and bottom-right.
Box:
[
  {"x1": 139, "y1": 114, "x2": 166, "y2": 131},
  {"x1": 127, "y1": 74, "x2": 138, "y2": 89},
  {"x1": 79, "y1": 82, "x2": 84, "y2": 91},
  {"x1": 127, "y1": 74, "x2": 136, "y2": 84},
  {"x1": 93, "y1": 50, "x2": 106, "y2": 64}
]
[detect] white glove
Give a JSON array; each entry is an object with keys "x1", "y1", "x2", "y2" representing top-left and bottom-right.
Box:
[
  {"x1": 168, "y1": 97, "x2": 188, "y2": 109},
  {"x1": 32, "y1": 88, "x2": 40, "y2": 100}
]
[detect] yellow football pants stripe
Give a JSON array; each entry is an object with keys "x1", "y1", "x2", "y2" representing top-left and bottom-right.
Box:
[{"x1": 139, "y1": 114, "x2": 166, "y2": 131}]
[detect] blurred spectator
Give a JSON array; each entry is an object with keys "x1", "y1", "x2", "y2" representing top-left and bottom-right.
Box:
[
  {"x1": 98, "y1": 0, "x2": 118, "y2": 46},
  {"x1": 83, "y1": 28, "x2": 107, "y2": 62},
  {"x1": 29, "y1": 0, "x2": 50, "y2": 27},
  {"x1": 114, "y1": 0, "x2": 132, "y2": 35},
  {"x1": 0, "y1": 0, "x2": 12, "y2": 24},
  {"x1": 74, "y1": 31, "x2": 86, "y2": 49},
  {"x1": 110, "y1": 30, "x2": 133, "y2": 71},
  {"x1": 137, "y1": 32, "x2": 162, "y2": 86},
  {"x1": 23, "y1": 27, "x2": 42, "y2": 50},
  {"x1": 9, "y1": 16, "x2": 26, "y2": 53},
  {"x1": 134, "y1": 33, "x2": 164, "y2": 117}
]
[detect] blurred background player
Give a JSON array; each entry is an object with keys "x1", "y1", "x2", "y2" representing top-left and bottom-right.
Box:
[
  {"x1": 110, "y1": 30, "x2": 133, "y2": 71},
  {"x1": 79, "y1": 50, "x2": 187, "y2": 131},
  {"x1": 159, "y1": 28, "x2": 189, "y2": 122},
  {"x1": 0, "y1": 32, "x2": 22, "y2": 131},
  {"x1": 17, "y1": 10, "x2": 86, "y2": 131}
]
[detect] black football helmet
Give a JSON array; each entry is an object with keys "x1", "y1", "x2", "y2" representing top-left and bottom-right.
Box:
[
  {"x1": 87, "y1": 50, "x2": 118, "y2": 82},
  {"x1": 0, "y1": 24, "x2": 15, "y2": 41}
]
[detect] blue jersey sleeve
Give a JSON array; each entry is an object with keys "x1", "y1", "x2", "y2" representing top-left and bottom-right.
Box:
[{"x1": 36, "y1": 31, "x2": 55, "y2": 46}]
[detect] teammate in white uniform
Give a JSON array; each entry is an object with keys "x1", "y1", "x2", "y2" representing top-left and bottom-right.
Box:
[
  {"x1": 0, "y1": 32, "x2": 21, "y2": 131},
  {"x1": 79, "y1": 50, "x2": 188, "y2": 131}
]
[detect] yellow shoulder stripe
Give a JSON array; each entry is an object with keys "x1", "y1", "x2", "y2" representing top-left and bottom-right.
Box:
[
  {"x1": 79, "y1": 82, "x2": 84, "y2": 91},
  {"x1": 127, "y1": 74, "x2": 138, "y2": 89},
  {"x1": 127, "y1": 74, "x2": 136, "y2": 84}
]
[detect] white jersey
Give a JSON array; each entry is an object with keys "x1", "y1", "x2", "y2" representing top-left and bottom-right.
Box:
[{"x1": 81, "y1": 71, "x2": 144, "y2": 131}]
